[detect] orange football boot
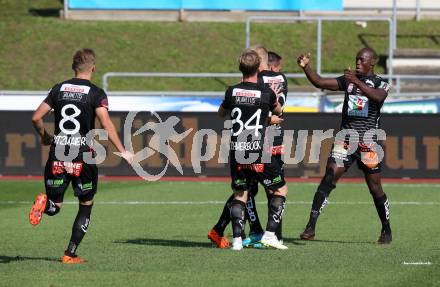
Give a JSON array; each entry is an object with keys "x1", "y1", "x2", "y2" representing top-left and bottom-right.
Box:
[
  {"x1": 29, "y1": 193, "x2": 47, "y2": 226},
  {"x1": 61, "y1": 254, "x2": 87, "y2": 264},
  {"x1": 208, "y1": 229, "x2": 230, "y2": 249}
]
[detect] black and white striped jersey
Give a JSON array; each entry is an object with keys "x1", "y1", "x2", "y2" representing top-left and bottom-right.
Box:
[{"x1": 336, "y1": 74, "x2": 390, "y2": 142}]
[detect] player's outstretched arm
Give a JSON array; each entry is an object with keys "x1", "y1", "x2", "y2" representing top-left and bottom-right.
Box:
[
  {"x1": 31, "y1": 102, "x2": 53, "y2": 145},
  {"x1": 95, "y1": 107, "x2": 133, "y2": 164},
  {"x1": 297, "y1": 53, "x2": 340, "y2": 91},
  {"x1": 343, "y1": 68, "x2": 388, "y2": 102}
]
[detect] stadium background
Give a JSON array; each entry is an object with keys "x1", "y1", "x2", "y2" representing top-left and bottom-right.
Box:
[
  {"x1": 2, "y1": 0, "x2": 440, "y2": 179},
  {"x1": 0, "y1": 1, "x2": 439, "y2": 287}
]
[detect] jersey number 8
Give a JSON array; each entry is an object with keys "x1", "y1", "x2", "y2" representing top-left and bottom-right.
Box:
[{"x1": 59, "y1": 104, "x2": 81, "y2": 135}]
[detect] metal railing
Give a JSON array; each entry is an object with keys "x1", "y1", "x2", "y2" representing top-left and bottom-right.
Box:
[
  {"x1": 245, "y1": 16, "x2": 394, "y2": 77},
  {"x1": 102, "y1": 72, "x2": 440, "y2": 96}
]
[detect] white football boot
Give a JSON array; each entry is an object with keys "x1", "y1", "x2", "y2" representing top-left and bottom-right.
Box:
[
  {"x1": 261, "y1": 231, "x2": 288, "y2": 250},
  {"x1": 231, "y1": 237, "x2": 243, "y2": 251}
]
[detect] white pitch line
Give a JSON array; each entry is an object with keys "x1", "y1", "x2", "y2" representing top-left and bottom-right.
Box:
[
  {"x1": 0, "y1": 200, "x2": 439, "y2": 205},
  {"x1": 129, "y1": 181, "x2": 440, "y2": 188},
  {"x1": 402, "y1": 261, "x2": 432, "y2": 266}
]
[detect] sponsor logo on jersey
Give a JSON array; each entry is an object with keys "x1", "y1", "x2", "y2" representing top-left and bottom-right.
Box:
[
  {"x1": 60, "y1": 84, "x2": 91, "y2": 102},
  {"x1": 237, "y1": 163, "x2": 264, "y2": 173},
  {"x1": 262, "y1": 75, "x2": 284, "y2": 84},
  {"x1": 348, "y1": 94, "x2": 369, "y2": 117},
  {"x1": 80, "y1": 182, "x2": 93, "y2": 191},
  {"x1": 52, "y1": 161, "x2": 83, "y2": 177},
  {"x1": 272, "y1": 175, "x2": 282, "y2": 184},
  {"x1": 234, "y1": 179, "x2": 247, "y2": 186},
  {"x1": 46, "y1": 179, "x2": 64, "y2": 187},
  {"x1": 60, "y1": 84, "x2": 91, "y2": 94}
]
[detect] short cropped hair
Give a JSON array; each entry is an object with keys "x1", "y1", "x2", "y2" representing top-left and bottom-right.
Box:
[
  {"x1": 250, "y1": 45, "x2": 268, "y2": 67},
  {"x1": 72, "y1": 48, "x2": 96, "y2": 73},
  {"x1": 268, "y1": 51, "x2": 282, "y2": 67},
  {"x1": 239, "y1": 49, "x2": 261, "y2": 78}
]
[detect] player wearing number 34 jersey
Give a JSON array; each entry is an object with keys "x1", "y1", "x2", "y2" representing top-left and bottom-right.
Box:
[
  {"x1": 218, "y1": 48, "x2": 289, "y2": 250},
  {"x1": 29, "y1": 48, "x2": 133, "y2": 264}
]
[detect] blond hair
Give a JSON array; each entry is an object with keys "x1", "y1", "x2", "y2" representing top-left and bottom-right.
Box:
[
  {"x1": 72, "y1": 48, "x2": 95, "y2": 73},
  {"x1": 239, "y1": 48, "x2": 261, "y2": 77},
  {"x1": 250, "y1": 45, "x2": 268, "y2": 70}
]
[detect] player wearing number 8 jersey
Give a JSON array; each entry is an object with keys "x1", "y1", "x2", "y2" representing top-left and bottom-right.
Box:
[
  {"x1": 29, "y1": 48, "x2": 133, "y2": 263},
  {"x1": 218, "y1": 48, "x2": 289, "y2": 250}
]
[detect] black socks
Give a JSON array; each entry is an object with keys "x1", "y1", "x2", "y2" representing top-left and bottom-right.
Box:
[
  {"x1": 306, "y1": 190, "x2": 330, "y2": 229},
  {"x1": 44, "y1": 199, "x2": 60, "y2": 216},
  {"x1": 246, "y1": 194, "x2": 264, "y2": 235},
  {"x1": 373, "y1": 193, "x2": 391, "y2": 233},
  {"x1": 213, "y1": 194, "x2": 234, "y2": 236},
  {"x1": 66, "y1": 204, "x2": 93, "y2": 257},
  {"x1": 230, "y1": 200, "x2": 246, "y2": 238},
  {"x1": 266, "y1": 195, "x2": 286, "y2": 233}
]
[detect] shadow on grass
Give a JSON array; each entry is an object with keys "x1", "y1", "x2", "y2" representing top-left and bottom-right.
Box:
[
  {"x1": 0, "y1": 255, "x2": 59, "y2": 264},
  {"x1": 115, "y1": 238, "x2": 214, "y2": 248},
  {"x1": 284, "y1": 237, "x2": 373, "y2": 245},
  {"x1": 28, "y1": 8, "x2": 60, "y2": 17}
]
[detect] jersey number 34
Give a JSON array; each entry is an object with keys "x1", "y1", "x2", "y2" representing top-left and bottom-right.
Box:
[{"x1": 231, "y1": 107, "x2": 262, "y2": 137}]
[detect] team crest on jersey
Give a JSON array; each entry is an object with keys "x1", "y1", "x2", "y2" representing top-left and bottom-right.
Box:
[
  {"x1": 232, "y1": 88, "x2": 261, "y2": 106},
  {"x1": 59, "y1": 84, "x2": 91, "y2": 102}
]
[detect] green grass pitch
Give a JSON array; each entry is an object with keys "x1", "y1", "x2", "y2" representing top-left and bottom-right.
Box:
[{"x1": 0, "y1": 180, "x2": 438, "y2": 286}]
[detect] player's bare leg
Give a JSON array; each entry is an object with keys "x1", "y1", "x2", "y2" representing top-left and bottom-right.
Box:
[
  {"x1": 365, "y1": 173, "x2": 392, "y2": 244},
  {"x1": 300, "y1": 162, "x2": 345, "y2": 240}
]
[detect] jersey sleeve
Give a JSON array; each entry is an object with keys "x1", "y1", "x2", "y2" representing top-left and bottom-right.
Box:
[
  {"x1": 94, "y1": 89, "x2": 109, "y2": 110},
  {"x1": 221, "y1": 87, "x2": 232, "y2": 110},
  {"x1": 336, "y1": 76, "x2": 347, "y2": 91},
  {"x1": 269, "y1": 89, "x2": 277, "y2": 109},
  {"x1": 43, "y1": 84, "x2": 58, "y2": 108},
  {"x1": 376, "y1": 78, "x2": 391, "y2": 94},
  {"x1": 277, "y1": 74, "x2": 288, "y2": 107}
]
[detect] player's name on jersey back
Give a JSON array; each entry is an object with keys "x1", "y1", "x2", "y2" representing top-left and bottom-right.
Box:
[{"x1": 232, "y1": 88, "x2": 261, "y2": 106}]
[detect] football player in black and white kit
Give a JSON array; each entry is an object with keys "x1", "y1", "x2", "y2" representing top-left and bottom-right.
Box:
[
  {"x1": 297, "y1": 47, "x2": 392, "y2": 244},
  {"x1": 255, "y1": 50, "x2": 288, "y2": 244},
  {"x1": 219, "y1": 48, "x2": 288, "y2": 250},
  {"x1": 208, "y1": 48, "x2": 286, "y2": 249},
  {"x1": 29, "y1": 49, "x2": 133, "y2": 263}
]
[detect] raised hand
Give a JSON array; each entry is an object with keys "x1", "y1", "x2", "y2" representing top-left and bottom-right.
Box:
[
  {"x1": 297, "y1": 53, "x2": 311, "y2": 68},
  {"x1": 343, "y1": 67, "x2": 359, "y2": 85}
]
